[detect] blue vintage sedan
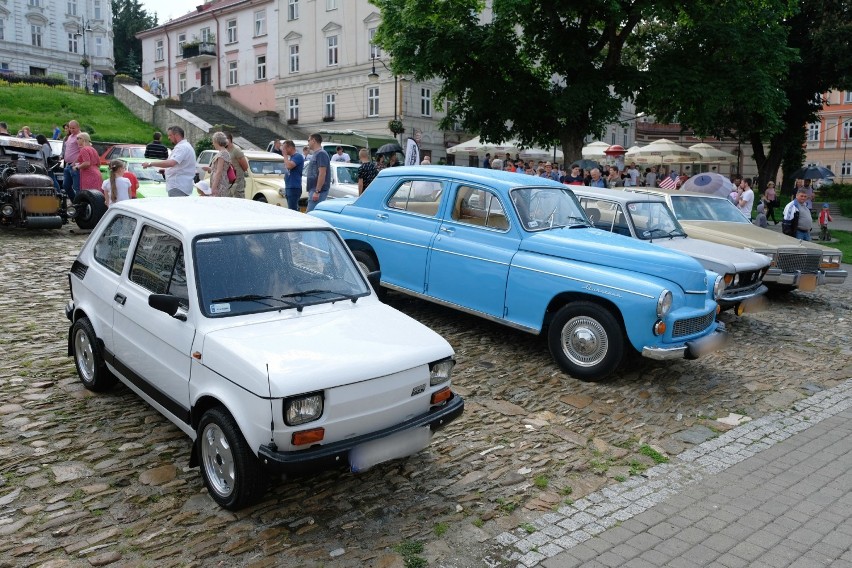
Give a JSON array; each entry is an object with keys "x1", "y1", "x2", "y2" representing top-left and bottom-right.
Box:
[{"x1": 311, "y1": 167, "x2": 726, "y2": 381}]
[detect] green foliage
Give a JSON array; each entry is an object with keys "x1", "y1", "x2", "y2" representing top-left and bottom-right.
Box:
[
  {"x1": 472, "y1": 518, "x2": 485, "y2": 528},
  {"x1": 195, "y1": 137, "x2": 213, "y2": 155},
  {"x1": 825, "y1": 230, "x2": 852, "y2": 262},
  {"x1": 112, "y1": 0, "x2": 158, "y2": 80},
  {"x1": 520, "y1": 523, "x2": 536, "y2": 534},
  {"x1": 638, "y1": 444, "x2": 669, "y2": 464},
  {"x1": 393, "y1": 540, "x2": 427, "y2": 568},
  {"x1": 434, "y1": 522, "x2": 448, "y2": 537},
  {"x1": 533, "y1": 475, "x2": 549, "y2": 489},
  {"x1": 0, "y1": 84, "x2": 157, "y2": 143}
]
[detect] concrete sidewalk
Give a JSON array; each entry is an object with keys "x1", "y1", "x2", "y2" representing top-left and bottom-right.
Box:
[{"x1": 497, "y1": 381, "x2": 852, "y2": 567}]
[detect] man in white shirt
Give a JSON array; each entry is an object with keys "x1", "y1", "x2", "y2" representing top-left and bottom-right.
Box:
[
  {"x1": 330, "y1": 146, "x2": 351, "y2": 163},
  {"x1": 142, "y1": 126, "x2": 197, "y2": 196},
  {"x1": 737, "y1": 179, "x2": 755, "y2": 220},
  {"x1": 626, "y1": 163, "x2": 640, "y2": 187}
]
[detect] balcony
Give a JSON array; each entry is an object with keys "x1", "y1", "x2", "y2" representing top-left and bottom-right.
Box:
[{"x1": 182, "y1": 42, "x2": 216, "y2": 62}]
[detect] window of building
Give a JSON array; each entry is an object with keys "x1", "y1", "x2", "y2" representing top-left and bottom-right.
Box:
[
  {"x1": 845, "y1": 91, "x2": 852, "y2": 104},
  {"x1": 95, "y1": 37, "x2": 103, "y2": 57},
  {"x1": 368, "y1": 87, "x2": 379, "y2": 117},
  {"x1": 369, "y1": 27, "x2": 381, "y2": 59},
  {"x1": 327, "y1": 0, "x2": 337, "y2": 10},
  {"x1": 179, "y1": 72, "x2": 186, "y2": 93},
  {"x1": 67, "y1": 0, "x2": 77, "y2": 16},
  {"x1": 226, "y1": 19, "x2": 237, "y2": 43},
  {"x1": 289, "y1": 44, "x2": 299, "y2": 73},
  {"x1": 67, "y1": 72, "x2": 81, "y2": 88},
  {"x1": 155, "y1": 39, "x2": 164, "y2": 61},
  {"x1": 256, "y1": 55, "x2": 266, "y2": 81},
  {"x1": 30, "y1": 66, "x2": 46, "y2": 75},
  {"x1": 178, "y1": 33, "x2": 186, "y2": 56},
  {"x1": 0, "y1": 20, "x2": 4, "y2": 41},
  {"x1": 610, "y1": 132, "x2": 616, "y2": 145},
  {"x1": 844, "y1": 120, "x2": 852, "y2": 142},
  {"x1": 254, "y1": 10, "x2": 266, "y2": 36},
  {"x1": 68, "y1": 32, "x2": 79, "y2": 53},
  {"x1": 94, "y1": 0, "x2": 101, "y2": 19},
  {"x1": 288, "y1": 0, "x2": 299, "y2": 21},
  {"x1": 807, "y1": 122, "x2": 820, "y2": 142},
  {"x1": 327, "y1": 35, "x2": 338, "y2": 66},
  {"x1": 201, "y1": 27, "x2": 212, "y2": 43},
  {"x1": 31, "y1": 25, "x2": 42, "y2": 47},
  {"x1": 841, "y1": 162, "x2": 851, "y2": 177},
  {"x1": 325, "y1": 93, "x2": 336, "y2": 119},
  {"x1": 288, "y1": 98, "x2": 299, "y2": 121},
  {"x1": 228, "y1": 61, "x2": 238, "y2": 85},
  {"x1": 421, "y1": 87, "x2": 432, "y2": 117},
  {"x1": 623, "y1": 127, "x2": 628, "y2": 147},
  {"x1": 28, "y1": 0, "x2": 41, "y2": 6}
]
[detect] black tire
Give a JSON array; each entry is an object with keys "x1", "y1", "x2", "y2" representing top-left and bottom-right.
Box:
[
  {"x1": 352, "y1": 250, "x2": 378, "y2": 275},
  {"x1": 547, "y1": 302, "x2": 624, "y2": 382},
  {"x1": 71, "y1": 317, "x2": 116, "y2": 392},
  {"x1": 197, "y1": 407, "x2": 269, "y2": 510},
  {"x1": 73, "y1": 190, "x2": 107, "y2": 230}
]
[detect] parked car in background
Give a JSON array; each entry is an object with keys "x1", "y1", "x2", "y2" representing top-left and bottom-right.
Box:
[
  {"x1": 65, "y1": 198, "x2": 463, "y2": 510},
  {"x1": 301, "y1": 161, "x2": 360, "y2": 199},
  {"x1": 194, "y1": 150, "x2": 299, "y2": 205},
  {"x1": 311, "y1": 166, "x2": 727, "y2": 382},
  {"x1": 99, "y1": 144, "x2": 147, "y2": 165},
  {"x1": 267, "y1": 140, "x2": 359, "y2": 163},
  {"x1": 626, "y1": 187, "x2": 847, "y2": 291},
  {"x1": 573, "y1": 187, "x2": 769, "y2": 314}
]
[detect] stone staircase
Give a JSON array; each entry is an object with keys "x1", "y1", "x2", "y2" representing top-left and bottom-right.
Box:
[{"x1": 181, "y1": 101, "x2": 282, "y2": 150}]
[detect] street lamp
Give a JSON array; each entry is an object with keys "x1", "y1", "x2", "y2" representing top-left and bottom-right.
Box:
[
  {"x1": 368, "y1": 55, "x2": 401, "y2": 141},
  {"x1": 74, "y1": 20, "x2": 93, "y2": 92}
]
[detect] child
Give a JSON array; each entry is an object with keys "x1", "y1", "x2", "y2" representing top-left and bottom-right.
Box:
[
  {"x1": 102, "y1": 159, "x2": 131, "y2": 207},
  {"x1": 755, "y1": 202, "x2": 768, "y2": 228},
  {"x1": 819, "y1": 203, "x2": 832, "y2": 241}
]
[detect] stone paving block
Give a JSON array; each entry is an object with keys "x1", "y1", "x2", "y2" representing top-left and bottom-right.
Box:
[
  {"x1": 666, "y1": 557, "x2": 703, "y2": 568},
  {"x1": 647, "y1": 522, "x2": 679, "y2": 539},
  {"x1": 787, "y1": 526, "x2": 825, "y2": 547},
  {"x1": 623, "y1": 532, "x2": 661, "y2": 553},
  {"x1": 594, "y1": 550, "x2": 628, "y2": 567},
  {"x1": 715, "y1": 552, "x2": 750, "y2": 568},
  {"x1": 537, "y1": 542, "x2": 564, "y2": 558},
  {"x1": 654, "y1": 536, "x2": 691, "y2": 557},
  {"x1": 541, "y1": 553, "x2": 584, "y2": 568},
  {"x1": 729, "y1": 540, "x2": 768, "y2": 562},
  {"x1": 622, "y1": 558, "x2": 657, "y2": 568},
  {"x1": 676, "y1": 525, "x2": 711, "y2": 545},
  {"x1": 743, "y1": 528, "x2": 784, "y2": 550},
  {"x1": 609, "y1": 542, "x2": 641, "y2": 561}
]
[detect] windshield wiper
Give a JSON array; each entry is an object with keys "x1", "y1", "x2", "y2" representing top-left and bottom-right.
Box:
[
  {"x1": 644, "y1": 228, "x2": 685, "y2": 240},
  {"x1": 211, "y1": 294, "x2": 302, "y2": 311},
  {"x1": 282, "y1": 289, "x2": 360, "y2": 304}
]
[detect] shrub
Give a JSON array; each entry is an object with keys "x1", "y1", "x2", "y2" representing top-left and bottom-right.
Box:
[
  {"x1": 195, "y1": 136, "x2": 213, "y2": 155},
  {"x1": 114, "y1": 74, "x2": 136, "y2": 84}
]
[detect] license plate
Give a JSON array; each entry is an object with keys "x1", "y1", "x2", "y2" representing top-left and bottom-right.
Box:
[
  {"x1": 798, "y1": 273, "x2": 818, "y2": 291},
  {"x1": 349, "y1": 426, "x2": 432, "y2": 473}
]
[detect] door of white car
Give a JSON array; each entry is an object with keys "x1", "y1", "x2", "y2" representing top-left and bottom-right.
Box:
[
  {"x1": 426, "y1": 185, "x2": 515, "y2": 318},
  {"x1": 112, "y1": 224, "x2": 195, "y2": 420}
]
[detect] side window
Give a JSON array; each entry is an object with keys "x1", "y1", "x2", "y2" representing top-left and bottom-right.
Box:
[
  {"x1": 93, "y1": 214, "x2": 138, "y2": 275},
  {"x1": 129, "y1": 226, "x2": 188, "y2": 307},
  {"x1": 452, "y1": 186, "x2": 508, "y2": 230},
  {"x1": 387, "y1": 180, "x2": 444, "y2": 216}
]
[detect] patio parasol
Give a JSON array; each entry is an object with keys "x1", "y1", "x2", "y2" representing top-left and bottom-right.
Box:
[
  {"x1": 625, "y1": 139, "x2": 701, "y2": 165},
  {"x1": 688, "y1": 143, "x2": 737, "y2": 164},
  {"x1": 446, "y1": 136, "x2": 562, "y2": 159},
  {"x1": 581, "y1": 141, "x2": 611, "y2": 160},
  {"x1": 679, "y1": 172, "x2": 735, "y2": 197}
]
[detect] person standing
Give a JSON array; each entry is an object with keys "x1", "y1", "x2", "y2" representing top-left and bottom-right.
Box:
[
  {"x1": 819, "y1": 203, "x2": 832, "y2": 241},
  {"x1": 53, "y1": 124, "x2": 62, "y2": 140},
  {"x1": 73, "y1": 133, "x2": 102, "y2": 191},
  {"x1": 144, "y1": 132, "x2": 170, "y2": 160},
  {"x1": 762, "y1": 181, "x2": 778, "y2": 224},
  {"x1": 737, "y1": 178, "x2": 755, "y2": 219},
  {"x1": 330, "y1": 146, "x2": 351, "y2": 163},
  {"x1": 270, "y1": 139, "x2": 283, "y2": 156},
  {"x1": 356, "y1": 148, "x2": 378, "y2": 195},
  {"x1": 225, "y1": 133, "x2": 249, "y2": 199},
  {"x1": 588, "y1": 168, "x2": 607, "y2": 188},
  {"x1": 305, "y1": 133, "x2": 330, "y2": 212},
  {"x1": 783, "y1": 187, "x2": 813, "y2": 241},
  {"x1": 142, "y1": 126, "x2": 196, "y2": 196},
  {"x1": 645, "y1": 166, "x2": 658, "y2": 188},
  {"x1": 282, "y1": 139, "x2": 304, "y2": 211},
  {"x1": 102, "y1": 159, "x2": 132, "y2": 206},
  {"x1": 207, "y1": 131, "x2": 233, "y2": 197},
  {"x1": 63, "y1": 120, "x2": 81, "y2": 198},
  {"x1": 626, "y1": 163, "x2": 640, "y2": 187}
]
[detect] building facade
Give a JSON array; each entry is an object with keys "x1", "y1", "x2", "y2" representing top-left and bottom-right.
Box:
[
  {"x1": 805, "y1": 89, "x2": 852, "y2": 184},
  {"x1": 0, "y1": 0, "x2": 114, "y2": 89}
]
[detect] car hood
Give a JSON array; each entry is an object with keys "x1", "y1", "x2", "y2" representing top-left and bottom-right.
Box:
[
  {"x1": 679, "y1": 221, "x2": 839, "y2": 253},
  {"x1": 199, "y1": 302, "x2": 453, "y2": 397},
  {"x1": 252, "y1": 176, "x2": 285, "y2": 190},
  {"x1": 647, "y1": 236, "x2": 771, "y2": 274},
  {"x1": 521, "y1": 228, "x2": 709, "y2": 291}
]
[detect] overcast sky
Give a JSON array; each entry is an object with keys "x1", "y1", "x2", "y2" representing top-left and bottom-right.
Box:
[{"x1": 144, "y1": 0, "x2": 195, "y2": 26}]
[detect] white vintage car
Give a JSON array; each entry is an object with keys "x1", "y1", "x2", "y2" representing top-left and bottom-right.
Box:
[{"x1": 65, "y1": 198, "x2": 463, "y2": 509}]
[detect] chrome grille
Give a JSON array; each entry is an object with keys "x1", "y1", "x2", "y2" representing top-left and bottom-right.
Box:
[
  {"x1": 673, "y1": 311, "x2": 715, "y2": 338},
  {"x1": 776, "y1": 250, "x2": 821, "y2": 274}
]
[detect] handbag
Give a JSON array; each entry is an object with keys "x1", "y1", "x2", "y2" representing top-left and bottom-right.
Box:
[
  {"x1": 226, "y1": 163, "x2": 237, "y2": 184},
  {"x1": 781, "y1": 210, "x2": 799, "y2": 236}
]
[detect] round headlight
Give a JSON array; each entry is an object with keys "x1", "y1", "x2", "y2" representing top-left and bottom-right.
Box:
[
  {"x1": 66, "y1": 205, "x2": 77, "y2": 218},
  {"x1": 1, "y1": 204, "x2": 14, "y2": 217},
  {"x1": 713, "y1": 275, "x2": 725, "y2": 300},
  {"x1": 656, "y1": 290, "x2": 672, "y2": 318}
]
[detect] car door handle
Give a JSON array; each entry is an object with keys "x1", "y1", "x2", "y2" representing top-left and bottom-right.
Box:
[
  {"x1": 376, "y1": 213, "x2": 389, "y2": 220},
  {"x1": 114, "y1": 293, "x2": 126, "y2": 305},
  {"x1": 439, "y1": 226, "x2": 455, "y2": 234}
]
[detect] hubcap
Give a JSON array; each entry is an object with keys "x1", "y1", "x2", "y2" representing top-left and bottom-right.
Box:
[
  {"x1": 201, "y1": 422, "x2": 235, "y2": 498},
  {"x1": 74, "y1": 328, "x2": 95, "y2": 383},
  {"x1": 561, "y1": 316, "x2": 608, "y2": 367}
]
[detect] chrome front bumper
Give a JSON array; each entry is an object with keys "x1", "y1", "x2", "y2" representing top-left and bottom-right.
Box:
[{"x1": 642, "y1": 321, "x2": 728, "y2": 361}]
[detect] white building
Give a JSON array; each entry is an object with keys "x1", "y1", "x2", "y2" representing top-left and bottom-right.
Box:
[
  {"x1": 0, "y1": 0, "x2": 114, "y2": 89},
  {"x1": 138, "y1": 0, "x2": 462, "y2": 161}
]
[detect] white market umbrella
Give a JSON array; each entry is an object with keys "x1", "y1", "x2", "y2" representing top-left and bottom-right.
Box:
[
  {"x1": 688, "y1": 143, "x2": 737, "y2": 164},
  {"x1": 447, "y1": 136, "x2": 563, "y2": 160},
  {"x1": 581, "y1": 141, "x2": 611, "y2": 160},
  {"x1": 625, "y1": 139, "x2": 701, "y2": 165}
]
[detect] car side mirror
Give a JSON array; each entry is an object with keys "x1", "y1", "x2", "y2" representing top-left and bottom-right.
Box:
[
  {"x1": 149, "y1": 294, "x2": 187, "y2": 321},
  {"x1": 367, "y1": 270, "x2": 381, "y2": 292}
]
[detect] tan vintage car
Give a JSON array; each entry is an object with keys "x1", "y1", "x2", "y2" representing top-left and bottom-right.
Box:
[
  {"x1": 626, "y1": 187, "x2": 846, "y2": 291},
  {"x1": 198, "y1": 150, "x2": 301, "y2": 205}
]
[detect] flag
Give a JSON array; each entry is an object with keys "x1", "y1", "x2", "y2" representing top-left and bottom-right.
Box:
[
  {"x1": 405, "y1": 138, "x2": 420, "y2": 167},
  {"x1": 659, "y1": 176, "x2": 677, "y2": 190}
]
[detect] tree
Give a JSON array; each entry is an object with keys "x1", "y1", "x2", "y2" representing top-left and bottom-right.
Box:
[
  {"x1": 111, "y1": 0, "x2": 158, "y2": 81},
  {"x1": 371, "y1": 0, "x2": 682, "y2": 162}
]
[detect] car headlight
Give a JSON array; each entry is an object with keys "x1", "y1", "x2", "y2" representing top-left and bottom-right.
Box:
[
  {"x1": 284, "y1": 391, "x2": 323, "y2": 426},
  {"x1": 821, "y1": 253, "x2": 841, "y2": 269},
  {"x1": 429, "y1": 357, "x2": 455, "y2": 386},
  {"x1": 656, "y1": 290, "x2": 672, "y2": 318},
  {"x1": 1, "y1": 204, "x2": 14, "y2": 217},
  {"x1": 713, "y1": 275, "x2": 725, "y2": 300}
]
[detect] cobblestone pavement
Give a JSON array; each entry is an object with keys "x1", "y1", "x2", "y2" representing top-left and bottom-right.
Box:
[{"x1": 1, "y1": 227, "x2": 851, "y2": 567}]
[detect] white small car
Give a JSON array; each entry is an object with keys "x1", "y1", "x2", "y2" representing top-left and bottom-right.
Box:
[
  {"x1": 301, "y1": 161, "x2": 361, "y2": 199},
  {"x1": 65, "y1": 198, "x2": 463, "y2": 509}
]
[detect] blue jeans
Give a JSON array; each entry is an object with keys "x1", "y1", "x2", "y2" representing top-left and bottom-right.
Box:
[
  {"x1": 285, "y1": 187, "x2": 301, "y2": 211},
  {"x1": 795, "y1": 229, "x2": 811, "y2": 241},
  {"x1": 63, "y1": 165, "x2": 80, "y2": 199},
  {"x1": 305, "y1": 190, "x2": 328, "y2": 212}
]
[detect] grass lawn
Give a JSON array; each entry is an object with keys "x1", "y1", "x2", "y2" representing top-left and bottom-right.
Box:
[
  {"x1": 827, "y1": 230, "x2": 852, "y2": 264},
  {"x1": 0, "y1": 82, "x2": 154, "y2": 144}
]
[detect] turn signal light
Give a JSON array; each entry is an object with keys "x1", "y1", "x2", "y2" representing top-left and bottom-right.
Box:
[
  {"x1": 653, "y1": 320, "x2": 666, "y2": 336},
  {"x1": 292, "y1": 427, "x2": 325, "y2": 446},
  {"x1": 431, "y1": 387, "x2": 452, "y2": 405},
  {"x1": 735, "y1": 303, "x2": 746, "y2": 316}
]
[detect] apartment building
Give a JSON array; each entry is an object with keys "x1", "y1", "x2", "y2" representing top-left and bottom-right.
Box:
[
  {"x1": 805, "y1": 89, "x2": 852, "y2": 184},
  {"x1": 0, "y1": 0, "x2": 115, "y2": 89}
]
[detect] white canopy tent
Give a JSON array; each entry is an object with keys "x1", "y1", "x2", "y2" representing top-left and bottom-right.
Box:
[{"x1": 447, "y1": 136, "x2": 563, "y2": 160}]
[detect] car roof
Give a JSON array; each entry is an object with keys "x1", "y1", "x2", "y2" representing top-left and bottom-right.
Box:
[
  {"x1": 244, "y1": 150, "x2": 284, "y2": 160},
  {"x1": 628, "y1": 187, "x2": 729, "y2": 201},
  {"x1": 572, "y1": 186, "x2": 666, "y2": 204},
  {"x1": 377, "y1": 165, "x2": 567, "y2": 190},
  {"x1": 110, "y1": 197, "x2": 331, "y2": 237}
]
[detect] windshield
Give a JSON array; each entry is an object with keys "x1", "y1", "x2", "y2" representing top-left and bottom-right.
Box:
[
  {"x1": 671, "y1": 195, "x2": 751, "y2": 223},
  {"x1": 510, "y1": 186, "x2": 589, "y2": 231},
  {"x1": 127, "y1": 162, "x2": 165, "y2": 182},
  {"x1": 336, "y1": 165, "x2": 359, "y2": 184},
  {"x1": 626, "y1": 201, "x2": 686, "y2": 239},
  {"x1": 194, "y1": 229, "x2": 370, "y2": 317},
  {"x1": 249, "y1": 159, "x2": 287, "y2": 175}
]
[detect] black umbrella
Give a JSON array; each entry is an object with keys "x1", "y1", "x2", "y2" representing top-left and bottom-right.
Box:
[
  {"x1": 570, "y1": 159, "x2": 600, "y2": 170},
  {"x1": 788, "y1": 165, "x2": 835, "y2": 180},
  {"x1": 376, "y1": 143, "x2": 403, "y2": 155}
]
